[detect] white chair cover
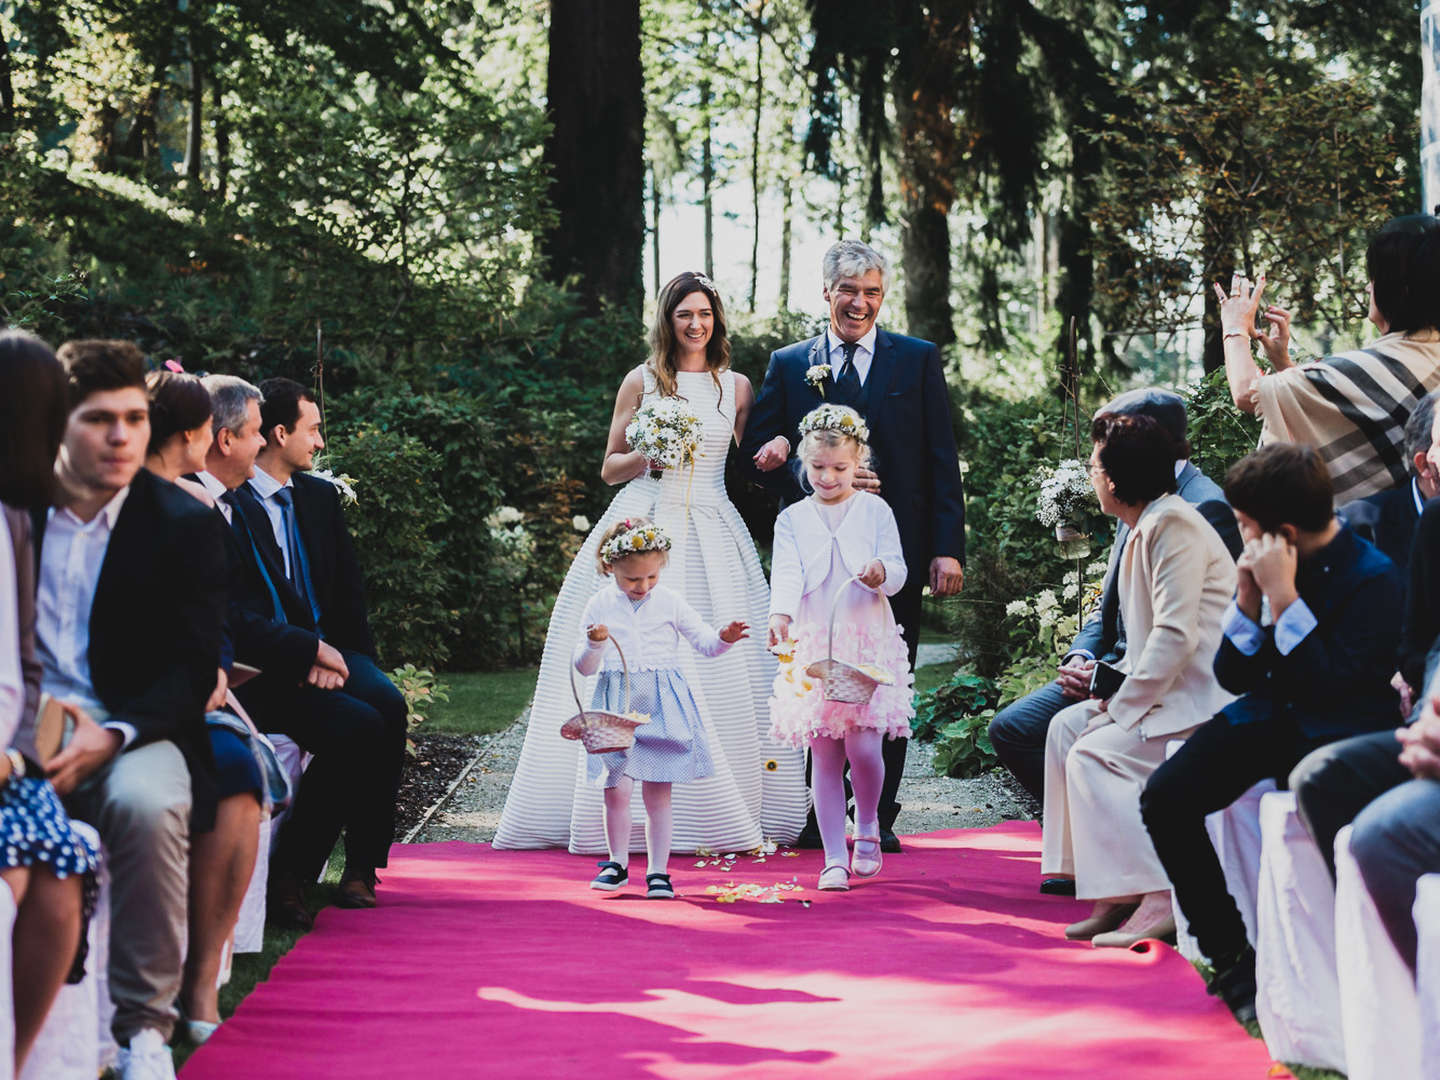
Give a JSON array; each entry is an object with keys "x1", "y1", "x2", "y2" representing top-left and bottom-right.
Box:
[
  {"x1": 1416, "y1": 874, "x2": 1440, "y2": 1073},
  {"x1": 1335, "y1": 825, "x2": 1422, "y2": 1080},
  {"x1": 1254, "y1": 791, "x2": 1345, "y2": 1072},
  {"x1": 233, "y1": 814, "x2": 272, "y2": 954}
]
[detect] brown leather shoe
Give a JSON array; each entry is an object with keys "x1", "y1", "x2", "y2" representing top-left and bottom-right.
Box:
[
  {"x1": 267, "y1": 874, "x2": 314, "y2": 931},
  {"x1": 335, "y1": 869, "x2": 378, "y2": 909}
]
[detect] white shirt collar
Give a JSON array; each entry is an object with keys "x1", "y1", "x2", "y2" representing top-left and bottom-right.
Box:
[
  {"x1": 826, "y1": 325, "x2": 879, "y2": 358},
  {"x1": 196, "y1": 470, "x2": 228, "y2": 501},
  {"x1": 50, "y1": 485, "x2": 130, "y2": 530},
  {"x1": 1413, "y1": 477, "x2": 1426, "y2": 516},
  {"x1": 1174, "y1": 459, "x2": 1188, "y2": 480},
  {"x1": 249, "y1": 464, "x2": 290, "y2": 499}
]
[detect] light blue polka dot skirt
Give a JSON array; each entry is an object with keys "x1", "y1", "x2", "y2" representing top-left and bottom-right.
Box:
[{"x1": 586, "y1": 668, "x2": 716, "y2": 788}]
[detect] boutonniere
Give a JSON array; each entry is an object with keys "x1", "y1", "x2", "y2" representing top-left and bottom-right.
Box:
[{"x1": 805, "y1": 364, "x2": 832, "y2": 397}]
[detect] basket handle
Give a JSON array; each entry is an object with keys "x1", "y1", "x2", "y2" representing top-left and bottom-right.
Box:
[
  {"x1": 570, "y1": 633, "x2": 632, "y2": 718},
  {"x1": 827, "y1": 574, "x2": 865, "y2": 661}
]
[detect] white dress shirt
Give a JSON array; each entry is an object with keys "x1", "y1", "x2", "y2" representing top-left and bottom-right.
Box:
[
  {"x1": 196, "y1": 470, "x2": 232, "y2": 523},
  {"x1": 574, "y1": 582, "x2": 732, "y2": 674},
  {"x1": 0, "y1": 516, "x2": 23, "y2": 747},
  {"x1": 36, "y1": 488, "x2": 136, "y2": 745},
  {"x1": 826, "y1": 325, "x2": 879, "y2": 386},
  {"x1": 247, "y1": 465, "x2": 295, "y2": 578},
  {"x1": 1222, "y1": 599, "x2": 1318, "y2": 658}
]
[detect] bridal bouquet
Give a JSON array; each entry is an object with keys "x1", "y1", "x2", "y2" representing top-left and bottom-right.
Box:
[{"x1": 626, "y1": 399, "x2": 704, "y2": 479}]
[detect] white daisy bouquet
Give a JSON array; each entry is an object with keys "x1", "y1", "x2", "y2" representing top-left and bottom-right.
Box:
[
  {"x1": 1034, "y1": 459, "x2": 1096, "y2": 532},
  {"x1": 626, "y1": 398, "x2": 704, "y2": 480}
]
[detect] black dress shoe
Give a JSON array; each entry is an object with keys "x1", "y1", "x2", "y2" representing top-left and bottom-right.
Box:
[
  {"x1": 267, "y1": 875, "x2": 314, "y2": 932},
  {"x1": 1210, "y1": 948, "x2": 1258, "y2": 1025},
  {"x1": 793, "y1": 821, "x2": 824, "y2": 849},
  {"x1": 879, "y1": 828, "x2": 902, "y2": 854},
  {"x1": 1040, "y1": 877, "x2": 1077, "y2": 896}
]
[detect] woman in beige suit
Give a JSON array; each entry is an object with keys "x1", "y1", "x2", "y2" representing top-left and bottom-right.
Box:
[{"x1": 1040, "y1": 412, "x2": 1237, "y2": 947}]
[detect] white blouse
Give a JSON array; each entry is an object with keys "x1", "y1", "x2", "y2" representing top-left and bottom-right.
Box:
[
  {"x1": 574, "y1": 582, "x2": 734, "y2": 674},
  {"x1": 769, "y1": 491, "x2": 907, "y2": 618}
]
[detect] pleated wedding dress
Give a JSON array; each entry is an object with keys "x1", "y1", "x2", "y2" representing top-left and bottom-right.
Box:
[{"x1": 493, "y1": 367, "x2": 808, "y2": 854}]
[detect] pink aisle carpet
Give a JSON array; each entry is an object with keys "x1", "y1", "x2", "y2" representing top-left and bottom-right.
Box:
[{"x1": 181, "y1": 823, "x2": 1280, "y2": 1079}]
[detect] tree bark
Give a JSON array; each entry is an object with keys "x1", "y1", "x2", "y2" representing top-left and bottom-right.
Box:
[
  {"x1": 748, "y1": 2, "x2": 765, "y2": 311},
  {"x1": 650, "y1": 162, "x2": 662, "y2": 296},
  {"x1": 701, "y1": 77, "x2": 714, "y2": 278},
  {"x1": 778, "y1": 173, "x2": 793, "y2": 312},
  {"x1": 212, "y1": 75, "x2": 229, "y2": 200},
  {"x1": 184, "y1": 44, "x2": 203, "y2": 185},
  {"x1": 0, "y1": 36, "x2": 13, "y2": 134},
  {"x1": 542, "y1": 0, "x2": 645, "y2": 316}
]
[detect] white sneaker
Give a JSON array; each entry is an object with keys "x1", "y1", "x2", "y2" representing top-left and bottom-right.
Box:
[{"x1": 117, "y1": 1028, "x2": 177, "y2": 1080}]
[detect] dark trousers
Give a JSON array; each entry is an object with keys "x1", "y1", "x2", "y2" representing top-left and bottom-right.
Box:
[
  {"x1": 239, "y1": 649, "x2": 407, "y2": 880},
  {"x1": 1290, "y1": 729, "x2": 1411, "y2": 877},
  {"x1": 988, "y1": 682, "x2": 1073, "y2": 803},
  {"x1": 1140, "y1": 701, "x2": 1332, "y2": 966}
]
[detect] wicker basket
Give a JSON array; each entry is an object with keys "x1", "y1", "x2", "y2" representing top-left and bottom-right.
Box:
[
  {"x1": 560, "y1": 636, "x2": 651, "y2": 754},
  {"x1": 803, "y1": 575, "x2": 896, "y2": 704}
]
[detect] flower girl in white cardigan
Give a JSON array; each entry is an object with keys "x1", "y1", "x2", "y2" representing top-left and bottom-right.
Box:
[
  {"x1": 767, "y1": 406, "x2": 914, "y2": 891},
  {"x1": 576, "y1": 518, "x2": 749, "y2": 899}
]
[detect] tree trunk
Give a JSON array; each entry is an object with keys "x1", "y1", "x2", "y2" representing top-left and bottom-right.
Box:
[
  {"x1": 748, "y1": 3, "x2": 765, "y2": 311},
  {"x1": 650, "y1": 162, "x2": 662, "y2": 296},
  {"x1": 778, "y1": 174, "x2": 793, "y2": 312},
  {"x1": 212, "y1": 75, "x2": 229, "y2": 200},
  {"x1": 542, "y1": 0, "x2": 645, "y2": 316},
  {"x1": 701, "y1": 78, "x2": 714, "y2": 278},
  {"x1": 0, "y1": 36, "x2": 13, "y2": 134},
  {"x1": 184, "y1": 43, "x2": 203, "y2": 185}
]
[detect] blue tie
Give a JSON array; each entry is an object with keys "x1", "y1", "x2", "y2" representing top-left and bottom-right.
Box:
[
  {"x1": 272, "y1": 487, "x2": 321, "y2": 627},
  {"x1": 833, "y1": 341, "x2": 861, "y2": 406}
]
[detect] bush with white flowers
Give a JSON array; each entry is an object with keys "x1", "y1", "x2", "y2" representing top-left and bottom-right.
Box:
[{"x1": 1034, "y1": 458, "x2": 1098, "y2": 530}]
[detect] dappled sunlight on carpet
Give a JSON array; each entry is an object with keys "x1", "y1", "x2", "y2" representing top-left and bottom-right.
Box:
[{"x1": 181, "y1": 823, "x2": 1277, "y2": 1079}]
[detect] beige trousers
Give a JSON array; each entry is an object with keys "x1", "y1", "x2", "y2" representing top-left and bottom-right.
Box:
[
  {"x1": 1040, "y1": 699, "x2": 1194, "y2": 901},
  {"x1": 66, "y1": 739, "x2": 191, "y2": 1044}
]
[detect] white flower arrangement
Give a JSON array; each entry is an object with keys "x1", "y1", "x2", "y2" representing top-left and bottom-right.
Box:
[
  {"x1": 310, "y1": 467, "x2": 358, "y2": 505},
  {"x1": 797, "y1": 403, "x2": 870, "y2": 445},
  {"x1": 805, "y1": 363, "x2": 832, "y2": 396},
  {"x1": 572, "y1": 514, "x2": 591, "y2": 533},
  {"x1": 1034, "y1": 459, "x2": 1098, "y2": 530},
  {"x1": 486, "y1": 508, "x2": 535, "y2": 585},
  {"x1": 625, "y1": 398, "x2": 704, "y2": 478},
  {"x1": 599, "y1": 519, "x2": 673, "y2": 565},
  {"x1": 490, "y1": 505, "x2": 524, "y2": 527}
]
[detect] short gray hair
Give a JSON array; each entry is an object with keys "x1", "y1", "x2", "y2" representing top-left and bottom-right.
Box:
[
  {"x1": 201, "y1": 374, "x2": 263, "y2": 437},
  {"x1": 822, "y1": 240, "x2": 889, "y2": 293},
  {"x1": 1404, "y1": 388, "x2": 1440, "y2": 472}
]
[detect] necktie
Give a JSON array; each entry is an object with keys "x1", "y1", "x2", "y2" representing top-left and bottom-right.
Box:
[
  {"x1": 223, "y1": 491, "x2": 286, "y2": 623},
  {"x1": 834, "y1": 341, "x2": 861, "y2": 406},
  {"x1": 272, "y1": 487, "x2": 321, "y2": 627}
]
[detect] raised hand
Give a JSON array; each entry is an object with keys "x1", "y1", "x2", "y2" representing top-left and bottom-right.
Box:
[
  {"x1": 1254, "y1": 303, "x2": 1293, "y2": 370},
  {"x1": 1246, "y1": 533, "x2": 1299, "y2": 615},
  {"x1": 1212, "y1": 271, "x2": 1267, "y2": 340},
  {"x1": 719, "y1": 620, "x2": 750, "y2": 643}
]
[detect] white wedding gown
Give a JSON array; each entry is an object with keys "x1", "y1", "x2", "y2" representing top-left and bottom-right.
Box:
[{"x1": 493, "y1": 367, "x2": 808, "y2": 853}]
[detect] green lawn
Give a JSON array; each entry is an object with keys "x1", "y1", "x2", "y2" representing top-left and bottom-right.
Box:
[{"x1": 423, "y1": 667, "x2": 539, "y2": 735}]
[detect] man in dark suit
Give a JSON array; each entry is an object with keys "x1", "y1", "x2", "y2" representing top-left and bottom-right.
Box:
[
  {"x1": 742, "y1": 240, "x2": 966, "y2": 851},
  {"x1": 36, "y1": 340, "x2": 226, "y2": 1079},
  {"x1": 1336, "y1": 387, "x2": 1440, "y2": 572},
  {"x1": 232, "y1": 377, "x2": 406, "y2": 914},
  {"x1": 1141, "y1": 444, "x2": 1404, "y2": 1024},
  {"x1": 988, "y1": 390, "x2": 1241, "y2": 840}
]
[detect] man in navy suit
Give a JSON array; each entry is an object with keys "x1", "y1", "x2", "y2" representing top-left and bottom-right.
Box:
[{"x1": 742, "y1": 240, "x2": 966, "y2": 850}]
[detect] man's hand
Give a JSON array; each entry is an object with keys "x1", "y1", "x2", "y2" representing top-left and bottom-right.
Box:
[
  {"x1": 46, "y1": 707, "x2": 121, "y2": 796},
  {"x1": 1055, "y1": 656, "x2": 1096, "y2": 701},
  {"x1": 1234, "y1": 552, "x2": 1263, "y2": 623},
  {"x1": 206, "y1": 667, "x2": 228, "y2": 713},
  {"x1": 753, "y1": 436, "x2": 789, "y2": 472},
  {"x1": 1244, "y1": 533, "x2": 1299, "y2": 616},
  {"x1": 719, "y1": 620, "x2": 750, "y2": 644},
  {"x1": 1398, "y1": 709, "x2": 1440, "y2": 779},
  {"x1": 929, "y1": 557, "x2": 964, "y2": 597},
  {"x1": 1393, "y1": 671, "x2": 1415, "y2": 720},
  {"x1": 307, "y1": 640, "x2": 349, "y2": 690},
  {"x1": 853, "y1": 466, "x2": 882, "y2": 495},
  {"x1": 857, "y1": 559, "x2": 886, "y2": 589},
  {"x1": 767, "y1": 614, "x2": 792, "y2": 650}
]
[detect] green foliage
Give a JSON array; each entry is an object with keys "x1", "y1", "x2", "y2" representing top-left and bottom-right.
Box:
[
  {"x1": 1183, "y1": 368, "x2": 1264, "y2": 484},
  {"x1": 390, "y1": 664, "x2": 452, "y2": 753},
  {"x1": 912, "y1": 671, "x2": 996, "y2": 742},
  {"x1": 316, "y1": 429, "x2": 454, "y2": 670}
]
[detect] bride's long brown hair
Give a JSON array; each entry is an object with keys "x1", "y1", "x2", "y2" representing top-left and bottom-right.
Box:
[{"x1": 646, "y1": 271, "x2": 731, "y2": 408}]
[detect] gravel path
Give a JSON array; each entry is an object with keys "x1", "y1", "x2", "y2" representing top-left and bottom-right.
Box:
[{"x1": 413, "y1": 653, "x2": 1036, "y2": 845}]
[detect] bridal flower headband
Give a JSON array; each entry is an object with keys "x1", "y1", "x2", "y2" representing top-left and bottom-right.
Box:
[
  {"x1": 600, "y1": 518, "x2": 673, "y2": 565},
  {"x1": 798, "y1": 403, "x2": 870, "y2": 445}
]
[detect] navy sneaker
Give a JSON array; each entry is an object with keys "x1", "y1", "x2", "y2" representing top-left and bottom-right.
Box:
[{"x1": 590, "y1": 861, "x2": 628, "y2": 891}]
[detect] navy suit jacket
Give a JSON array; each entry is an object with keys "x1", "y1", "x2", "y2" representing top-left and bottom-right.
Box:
[
  {"x1": 1338, "y1": 482, "x2": 1420, "y2": 575},
  {"x1": 1213, "y1": 525, "x2": 1402, "y2": 739},
  {"x1": 1069, "y1": 462, "x2": 1242, "y2": 664},
  {"x1": 740, "y1": 329, "x2": 966, "y2": 573}
]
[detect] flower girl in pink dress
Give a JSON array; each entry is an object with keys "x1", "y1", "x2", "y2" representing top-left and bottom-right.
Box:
[{"x1": 767, "y1": 405, "x2": 914, "y2": 891}]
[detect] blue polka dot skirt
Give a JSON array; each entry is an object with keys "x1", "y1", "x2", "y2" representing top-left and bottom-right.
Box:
[{"x1": 585, "y1": 669, "x2": 716, "y2": 789}]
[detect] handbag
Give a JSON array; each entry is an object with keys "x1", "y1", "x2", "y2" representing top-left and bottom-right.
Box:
[{"x1": 205, "y1": 710, "x2": 293, "y2": 813}]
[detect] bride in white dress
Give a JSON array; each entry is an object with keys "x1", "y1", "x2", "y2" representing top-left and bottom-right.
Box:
[{"x1": 494, "y1": 272, "x2": 808, "y2": 853}]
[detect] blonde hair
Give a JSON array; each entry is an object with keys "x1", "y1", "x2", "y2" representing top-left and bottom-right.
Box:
[
  {"x1": 645, "y1": 271, "x2": 730, "y2": 405},
  {"x1": 798, "y1": 427, "x2": 871, "y2": 469},
  {"x1": 594, "y1": 516, "x2": 672, "y2": 575}
]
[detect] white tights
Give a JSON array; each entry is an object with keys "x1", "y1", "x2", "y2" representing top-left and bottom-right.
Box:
[
  {"x1": 602, "y1": 778, "x2": 673, "y2": 875},
  {"x1": 810, "y1": 729, "x2": 885, "y2": 869}
]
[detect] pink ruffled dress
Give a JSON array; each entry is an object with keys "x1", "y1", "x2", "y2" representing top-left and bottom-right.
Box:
[{"x1": 767, "y1": 491, "x2": 915, "y2": 747}]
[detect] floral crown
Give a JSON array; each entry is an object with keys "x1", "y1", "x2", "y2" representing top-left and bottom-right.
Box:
[
  {"x1": 690, "y1": 271, "x2": 717, "y2": 295},
  {"x1": 599, "y1": 518, "x2": 673, "y2": 564},
  {"x1": 797, "y1": 403, "x2": 869, "y2": 445}
]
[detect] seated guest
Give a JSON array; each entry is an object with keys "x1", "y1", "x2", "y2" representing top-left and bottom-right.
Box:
[
  {"x1": 1041, "y1": 414, "x2": 1237, "y2": 947},
  {"x1": 1218, "y1": 214, "x2": 1440, "y2": 504},
  {"x1": 1337, "y1": 387, "x2": 1440, "y2": 572},
  {"x1": 145, "y1": 369, "x2": 264, "y2": 1042},
  {"x1": 0, "y1": 330, "x2": 97, "y2": 1074},
  {"x1": 1349, "y1": 685, "x2": 1440, "y2": 974},
  {"x1": 236, "y1": 378, "x2": 405, "y2": 910},
  {"x1": 1141, "y1": 444, "x2": 1403, "y2": 1023},
  {"x1": 990, "y1": 389, "x2": 1239, "y2": 845},
  {"x1": 39, "y1": 340, "x2": 226, "y2": 1080}
]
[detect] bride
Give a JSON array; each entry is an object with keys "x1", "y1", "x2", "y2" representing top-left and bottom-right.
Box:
[{"x1": 494, "y1": 271, "x2": 807, "y2": 853}]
